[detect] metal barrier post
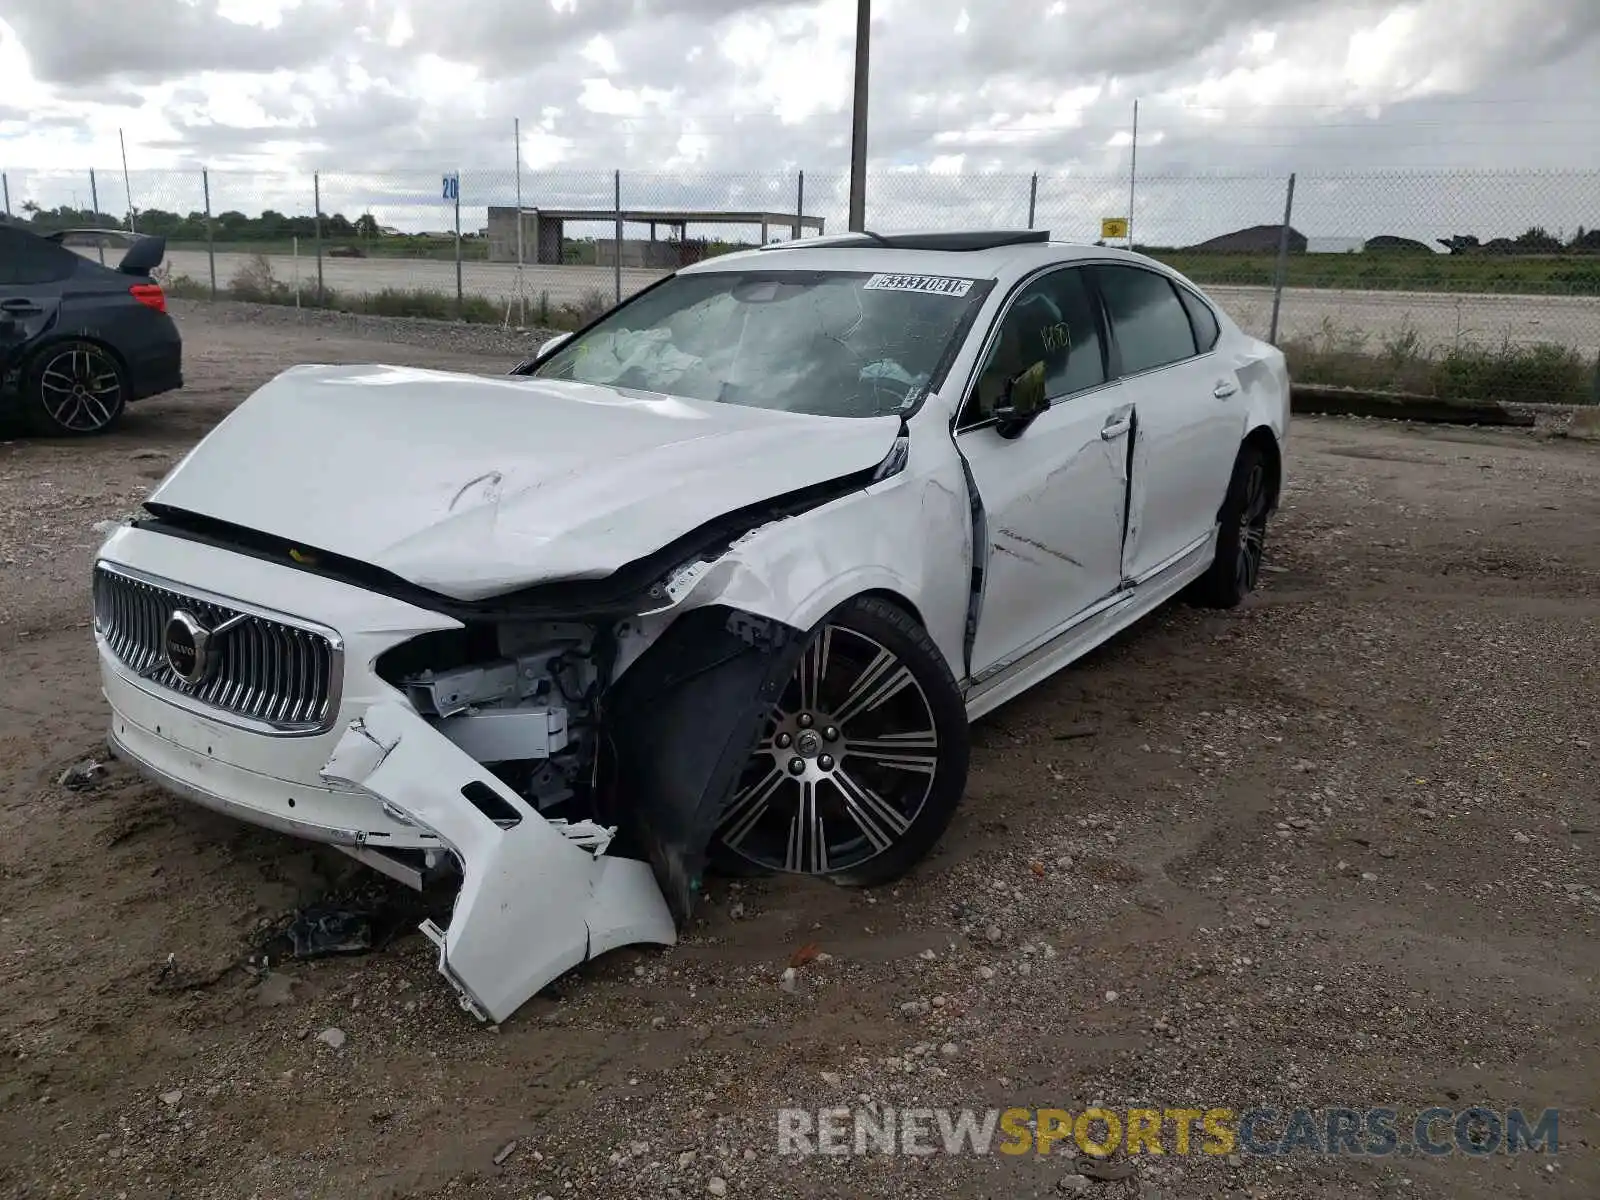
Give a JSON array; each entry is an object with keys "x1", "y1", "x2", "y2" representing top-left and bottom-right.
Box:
[
  {"x1": 313, "y1": 172, "x2": 325, "y2": 304},
  {"x1": 454, "y1": 171, "x2": 464, "y2": 317},
  {"x1": 1268, "y1": 172, "x2": 1298, "y2": 346},
  {"x1": 203, "y1": 169, "x2": 217, "y2": 300},
  {"x1": 89, "y1": 170, "x2": 105, "y2": 264}
]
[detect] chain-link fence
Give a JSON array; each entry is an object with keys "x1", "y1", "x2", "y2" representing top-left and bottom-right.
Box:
[{"x1": 4, "y1": 163, "x2": 1597, "y2": 404}]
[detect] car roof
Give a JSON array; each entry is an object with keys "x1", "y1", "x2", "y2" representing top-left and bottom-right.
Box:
[{"x1": 677, "y1": 232, "x2": 1178, "y2": 284}]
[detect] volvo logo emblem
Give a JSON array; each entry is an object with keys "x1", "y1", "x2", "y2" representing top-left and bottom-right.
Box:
[{"x1": 164, "y1": 609, "x2": 246, "y2": 685}]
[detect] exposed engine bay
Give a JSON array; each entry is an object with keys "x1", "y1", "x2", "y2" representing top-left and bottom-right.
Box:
[{"x1": 378, "y1": 620, "x2": 615, "y2": 827}]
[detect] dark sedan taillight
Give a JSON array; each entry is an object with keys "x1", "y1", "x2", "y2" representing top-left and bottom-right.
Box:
[{"x1": 130, "y1": 283, "x2": 167, "y2": 313}]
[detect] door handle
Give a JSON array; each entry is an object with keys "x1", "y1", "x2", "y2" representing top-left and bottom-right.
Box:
[
  {"x1": 0, "y1": 299, "x2": 40, "y2": 313},
  {"x1": 1213, "y1": 380, "x2": 1239, "y2": 399},
  {"x1": 1100, "y1": 416, "x2": 1132, "y2": 441}
]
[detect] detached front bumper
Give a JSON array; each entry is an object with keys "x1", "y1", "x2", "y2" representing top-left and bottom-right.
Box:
[{"x1": 321, "y1": 701, "x2": 676, "y2": 1023}]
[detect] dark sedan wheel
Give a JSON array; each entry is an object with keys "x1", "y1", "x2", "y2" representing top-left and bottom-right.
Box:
[
  {"x1": 1234, "y1": 458, "x2": 1271, "y2": 593},
  {"x1": 1189, "y1": 440, "x2": 1273, "y2": 608},
  {"x1": 26, "y1": 341, "x2": 127, "y2": 436},
  {"x1": 712, "y1": 595, "x2": 969, "y2": 887}
]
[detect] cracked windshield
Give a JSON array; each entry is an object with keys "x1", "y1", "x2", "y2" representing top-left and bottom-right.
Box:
[{"x1": 533, "y1": 270, "x2": 989, "y2": 418}]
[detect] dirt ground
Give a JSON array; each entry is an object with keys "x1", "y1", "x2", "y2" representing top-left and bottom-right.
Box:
[{"x1": 1, "y1": 303, "x2": 1596, "y2": 1200}]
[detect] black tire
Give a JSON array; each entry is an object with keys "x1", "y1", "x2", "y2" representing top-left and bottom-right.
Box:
[
  {"x1": 25, "y1": 340, "x2": 128, "y2": 436},
  {"x1": 710, "y1": 594, "x2": 970, "y2": 888},
  {"x1": 1189, "y1": 441, "x2": 1272, "y2": 609}
]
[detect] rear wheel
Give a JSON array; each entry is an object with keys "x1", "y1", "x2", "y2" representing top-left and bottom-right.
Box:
[
  {"x1": 26, "y1": 341, "x2": 127, "y2": 436},
  {"x1": 711, "y1": 595, "x2": 969, "y2": 887},
  {"x1": 1190, "y1": 441, "x2": 1272, "y2": 608}
]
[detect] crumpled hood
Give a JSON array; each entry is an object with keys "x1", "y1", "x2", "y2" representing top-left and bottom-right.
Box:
[{"x1": 147, "y1": 363, "x2": 903, "y2": 601}]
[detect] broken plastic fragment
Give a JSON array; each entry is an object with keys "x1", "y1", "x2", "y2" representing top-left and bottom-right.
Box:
[
  {"x1": 285, "y1": 905, "x2": 373, "y2": 959},
  {"x1": 546, "y1": 818, "x2": 617, "y2": 856},
  {"x1": 320, "y1": 701, "x2": 675, "y2": 1023}
]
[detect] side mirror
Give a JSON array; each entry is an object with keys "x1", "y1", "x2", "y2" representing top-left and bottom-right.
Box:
[
  {"x1": 993, "y1": 361, "x2": 1048, "y2": 437},
  {"x1": 536, "y1": 332, "x2": 572, "y2": 360}
]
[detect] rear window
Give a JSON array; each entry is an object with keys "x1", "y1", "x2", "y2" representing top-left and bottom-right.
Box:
[
  {"x1": 1177, "y1": 286, "x2": 1221, "y2": 352},
  {"x1": 0, "y1": 227, "x2": 79, "y2": 287},
  {"x1": 1093, "y1": 265, "x2": 1199, "y2": 375}
]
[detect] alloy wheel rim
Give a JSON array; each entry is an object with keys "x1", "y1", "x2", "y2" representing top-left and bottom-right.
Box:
[
  {"x1": 39, "y1": 347, "x2": 121, "y2": 432},
  {"x1": 1235, "y1": 462, "x2": 1269, "y2": 593},
  {"x1": 718, "y1": 623, "x2": 939, "y2": 875}
]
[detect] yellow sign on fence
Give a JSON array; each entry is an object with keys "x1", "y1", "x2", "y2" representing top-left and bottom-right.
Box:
[{"x1": 1100, "y1": 217, "x2": 1129, "y2": 240}]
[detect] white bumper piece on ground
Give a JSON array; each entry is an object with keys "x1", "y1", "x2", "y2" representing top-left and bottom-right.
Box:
[{"x1": 320, "y1": 700, "x2": 676, "y2": 1023}]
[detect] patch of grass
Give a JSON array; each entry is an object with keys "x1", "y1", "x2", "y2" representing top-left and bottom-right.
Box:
[
  {"x1": 1282, "y1": 317, "x2": 1598, "y2": 405},
  {"x1": 1147, "y1": 250, "x2": 1600, "y2": 297},
  {"x1": 160, "y1": 271, "x2": 211, "y2": 300},
  {"x1": 172, "y1": 253, "x2": 602, "y2": 330}
]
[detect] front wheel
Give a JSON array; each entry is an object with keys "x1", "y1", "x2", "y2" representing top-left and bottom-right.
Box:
[
  {"x1": 711, "y1": 595, "x2": 970, "y2": 887},
  {"x1": 1189, "y1": 441, "x2": 1273, "y2": 608}
]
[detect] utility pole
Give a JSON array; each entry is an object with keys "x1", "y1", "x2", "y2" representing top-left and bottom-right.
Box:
[{"x1": 847, "y1": 0, "x2": 870, "y2": 232}]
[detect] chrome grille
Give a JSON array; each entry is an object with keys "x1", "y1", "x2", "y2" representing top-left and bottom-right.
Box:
[{"x1": 93, "y1": 564, "x2": 340, "y2": 733}]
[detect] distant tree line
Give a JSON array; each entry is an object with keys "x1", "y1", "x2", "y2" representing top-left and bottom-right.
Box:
[
  {"x1": 1437, "y1": 226, "x2": 1600, "y2": 254},
  {"x1": 4, "y1": 201, "x2": 471, "y2": 242}
]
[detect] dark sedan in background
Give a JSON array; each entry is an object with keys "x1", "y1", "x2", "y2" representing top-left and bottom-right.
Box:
[{"x1": 0, "y1": 223, "x2": 183, "y2": 435}]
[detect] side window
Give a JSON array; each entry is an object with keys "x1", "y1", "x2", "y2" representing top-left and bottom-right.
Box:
[
  {"x1": 1094, "y1": 265, "x2": 1198, "y2": 375},
  {"x1": 963, "y1": 267, "x2": 1105, "y2": 427},
  {"x1": 1177, "y1": 285, "x2": 1221, "y2": 352},
  {"x1": 0, "y1": 229, "x2": 78, "y2": 287}
]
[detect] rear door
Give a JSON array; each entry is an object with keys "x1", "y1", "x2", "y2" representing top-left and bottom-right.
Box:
[
  {"x1": 0, "y1": 228, "x2": 69, "y2": 369},
  {"x1": 1089, "y1": 264, "x2": 1246, "y2": 581}
]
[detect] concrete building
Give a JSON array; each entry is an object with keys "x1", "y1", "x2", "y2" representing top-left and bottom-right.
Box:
[{"x1": 485, "y1": 207, "x2": 826, "y2": 265}]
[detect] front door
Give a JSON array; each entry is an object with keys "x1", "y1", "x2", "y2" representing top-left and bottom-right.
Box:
[
  {"x1": 955, "y1": 265, "x2": 1133, "y2": 679},
  {"x1": 0, "y1": 227, "x2": 66, "y2": 374}
]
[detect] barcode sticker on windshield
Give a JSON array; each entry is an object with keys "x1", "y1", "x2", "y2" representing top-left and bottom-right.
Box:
[{"x1": 863, "y1": 273, "x2": 975, "y2": 297}]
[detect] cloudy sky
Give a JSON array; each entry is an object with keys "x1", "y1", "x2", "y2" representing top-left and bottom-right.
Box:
[{"x1": 3, "y1": 0, "x2": 1599, "y2": 241}]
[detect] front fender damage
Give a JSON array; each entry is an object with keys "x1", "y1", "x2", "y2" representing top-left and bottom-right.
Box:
[
  {"x1": 601, "y1": 605, "x2": 807, "y2": 924},
  {"x1": 321, "y1": 701, "x2": 675, "y2": 1024}
]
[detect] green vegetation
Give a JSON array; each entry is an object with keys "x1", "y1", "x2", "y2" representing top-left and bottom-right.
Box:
[
  {"x1": 1281, "y1": 318, "x2": 1599, "y2": 406},
  {"x1": 1145, "y1": 249, "x2": 1600, "y2": 297},
  {"x1": 163, "y1": 255, "x2": 610, "y2": 330}
]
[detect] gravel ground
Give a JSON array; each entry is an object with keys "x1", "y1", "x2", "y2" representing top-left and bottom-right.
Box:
[{"x1": 1, "y1": 302, "x2": 1597, "y2": 1200}]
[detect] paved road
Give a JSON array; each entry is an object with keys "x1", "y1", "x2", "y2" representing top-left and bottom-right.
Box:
[{"x1": 162, "y1": 249, "x2": 1600, "y2": 358}]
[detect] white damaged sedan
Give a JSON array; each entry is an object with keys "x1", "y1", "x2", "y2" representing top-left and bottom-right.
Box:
[{"x1": 92, "y1": 230, "x2": 1289, "y2": 1022}]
